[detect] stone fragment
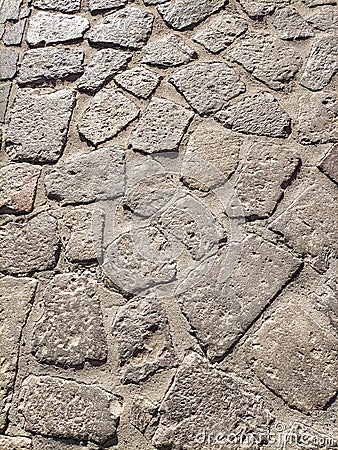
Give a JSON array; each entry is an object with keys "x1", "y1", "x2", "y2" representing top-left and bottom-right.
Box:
[
  {"x1": 0, "y1": 163, "x2": 40, "y2": 213},
  {"x1": 78, "y1": 90, "x2": 139, "y2": 146},
  {"x1": 0, "y1": 48, "x2": 19, "y2": 80},
  {"x1": 0, "y1": 0, "x2": 22, "y2": 22},
  {"x1": 238, "y1": 0, "x2": 289, "y2": 19},
  {"x1": 0, "y1": 213, "x2": 59, "y2": 275},
  {"x1": 26, "y1": 12, "x2": 89, "y2": 46},
  {"x1": 193, "y1": 13, "x2": 248, "y2": 53},
  {"x1": 32, "y1": 437, "x2": 83, "y2": 450},
  {"x1": 130, "y1": 97, "x2": 193, "y2": 153},
  {"x1": 3, "y1": 19, "x2": 26, "y2": 46},
  {"x1": 300, "y1": 36, "x2": 338, "y2": 91},
  {"x1": 307, "y1": 7, "x2": 338, "y2": 32},
  {"x1": 216, "y1": 91, "x2": 291, "y2": 138},
  {"x1": 114, "y1": 67, "x2": 161, "y2": 99},
  {"x1": 33, "y1": 0, "x2": 81, "y2": 12},
  {"x1": 6, "y1": 89, "x2": 75, "y2": 163},
  {"x1": 142, "y1": 35, "x2": 196, "y2": 68},
  {"x1": 18, "y1": 48, "x2": 84, "y2": 86},
  {"x1": 170, "y1": 63, "x2": 245, "y2": 115},
  {"x1": 89, "y1": 0, "x2": 127, "y2": 13},
  {"x1": 273, "y1": 7, "x2": 314, "y2": 40},
  {"x1": 77, "y1": 49, "x2": 131, "y2": 93},
  {"x1": 88, "y1": 7, "x2": 154, "y2": 49},
  {"x1": 319, "y1": 145, "x2": 338, "y2": 185},
  {"x1": 20, "y1": 375, "x2": 122, "y2": 444},
  {"x1": 0, "y1": 436, "x2": 32, "y2": 450},
  {"x1": 45, "y1": 148, "x2": 125, "y2": 205},
  {"x1": 302, "y1": 0, "x2": 337, "y2": 7},
  {"x1": 130, "y1": 395, "x2": 157, "y2": 433},
  {"x1": 0, "y1": 84, "x2": 11, "y2": 123},
  {"x1": 144, "y1": 0, "x2": 167, "y2": 4}
]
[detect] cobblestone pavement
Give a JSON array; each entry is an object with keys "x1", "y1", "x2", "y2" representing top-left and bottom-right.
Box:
[{"x1": 0, "y1": 0, "x2": 337, "y2": 449}]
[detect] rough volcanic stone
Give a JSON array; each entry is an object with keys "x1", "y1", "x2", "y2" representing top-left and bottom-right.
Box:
[
  {"x1": 0, "y1": 212, "x2": 59, "y2": 275},
  {"x1": 238, "y1": 0, "x2": 289, "y2": 19},
  {"x1": 20, "y1": 375, "x2": 122, "y2": 444},
  {"x1": 216, "y1": 91, "x2": 291, "y2": 138},
  {"x1": 88, "y1": 7, "x2": 154, "y2": 49},
  {"x1": 6, "y1": 89, "x2": 75, "y2": 163},
  {"x1": 19, "y1": 48, "x2": 84, "y2": 86},
  {"x1": 26, "y1": 12, "x2": 90, "y2": 46},
  {"x1": 0, "y1": 48, "x2": 19, "y2": 80},
  {"x1": 113, "y1": 298, "x2": 176, "y2": 383},
  {"x1": 114, "y1": 66, "x2": 161, "y2": 99},
  {"x1": 273, "y1": 7, "x2": 314, "y2": 40},
  {"x1": 170, "y1": 63, "x2": 245, "y2": 115},
  {"x1": 3, "y1": 19, "x2": 26, "y2": 45},
  {"x1": 77, "y1": 49, "x2": 131, "y2": 93},
  {"x1": 300, "y1": 36, "x2": 338, "y2": 91},
  {"x1": 45, "y1": 147, "x2": 125, "y2": 205},
  {"x1": 130, "y1": 97, "x2": 193, "y2": 153},
  {"x1": 307, "y1": 7, "x2": 338, "y2": 32},
  {"x1": 0, "y1": 84, "x2": 11, "y2": 123},
  {"x1": 142, "y1": 35, "x2": 196, "y2": 68},
  {"x1": 33, "y1": 0, "x2": 81, "y2": 12},
  {"x1": 89, "y1": 0, "x2": 127, "y2": 13},
  {"x1": 0, "y1": 163, "x2": 41, "y2": 213},
  {"x1": 319, "y1": 145, "x2": 338, "y2": 185},
  {"x1": 193, "y1": 13, "x2": 248, "y2": 53},
  {"x1": 0, "y1": 436, "x2": 32, "y2": 450}
]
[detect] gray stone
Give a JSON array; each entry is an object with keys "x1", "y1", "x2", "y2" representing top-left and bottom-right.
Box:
[
  {"x1": 273, "y1": 7, "x2": 314, "y2": 40},
  {"x1": 26, "y1": 12, "x2": 89, "y2": 46},
  {"x1": 78, "y1": 89, "x2": 139, "y2": 145},
  {"x1": 88, "y1": 7, "x2": 154, "y2": 50},
  {"x1": 0, "y1": 436, "x2": 32, "y2": 450},
  {"x1": 0, "y1": 0, "x2": 22, "y2": 21},
  {"x1": 0, "y1": 83, "x2": 11, "y2": 123},
  {"x1": 130, "y1": 395, "x2": 157, "y2": 433},
  {"x1": 89, "y1": 0, "x2": 127, "y2": 13},
  {"x1": 20, "y1": 375, "x2": 122, "y2": 444},
  {"x1": 319, "y1": 144, "x2": 338, "y2": 185},
  {"x1": 3, "y1": 19, "x2": 26, "y2": 46},
  {"x1": 193, "y1": 13, "x2": 248, "y2": 53},
  {"x1": 170, "y1": 62, "x2": 245, "y2": 115},
  {"x1": 307, "y1": 7, "x2": 338, "y2": 32},
  {"x1": 0, "y1": 212, "x2": 59, "y2": 275},
  {"x1": 142, "y1": 35, "x2": 196, "y2": 68},
  {"x1": 32, "y1": 436, "x2": 83, "y2": 450},
  {"x1": 33, "y1": 0, "x2": 81, "y2": 12},
  {"x1": 0, "y1": 48, "x2": 19, "y2": 80},
  {"x1": 238, "y1": 0, "x2": 289, "y2": 19},
  {"x1": 6, "y1": 89, "x2": 75, "y2": 163},
  {"x1": 77, "y1": 49, "x2": 132, "y2": 93},
  {"x1": 130, "y1": 97, "x2": 193, "y2": 153},
  {"x1": 114, "y1": 66, "x2": 161, "y2": 99},
  {"x1": 302, "y1": 0, "x2": 337, "y2": 7},
  {"x1": 45, "y1": 147, "x2": 125, "y2": 205}
]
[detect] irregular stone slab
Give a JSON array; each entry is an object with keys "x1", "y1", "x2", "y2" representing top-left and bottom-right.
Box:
[
  {"x1": 130, "y1": 97, "x2": 193, "y2": 153},
  {"x1": 193, "y1": 13, "x2": 248, "y2": 53},
  {"x1": 229, "y1": 32, "x2": 301, "y2": 90},
  {"x1": 0, "y1": 83, "x2": 11, "y2": 123},
  {"x1": 273, "y1": 7, "x2": 314, "y2": 40},
  {"x1": 0, "y1": 277, "x2": 37, "y2": 432},
  {"x1": 0, "y1": 0, "x2": 22, "y2": 22},
  {"x1": 18, "y1": 48, "x2": 84, "y2": 86},
  {"x1": 0, "y1": 212, "x2": 59, "y2": 275},
  {"x1": 307, "y1": 7, "x2": 338, "y2": 33},
  {"x1": 319, "y1": 145, "x2": 338, "y2": 185},
  {"x1": 216, "y1": 91, "x2": 291, "y2": 138},
  {"x1": 3, "y1": 19, "x2": 26, "y2": 45},
  {"x1": 238, "y1": 0, "x2": 289, "y2": 19},
  {"x1": 33, "y1": 0, "x2": 81, "y2": 12},
  {"x1": 88, "y1": 7, "x2": 154, "y2": 49},
  {"x1": 77, "y1": 49, "x2": 131, "y2": 93},
  {"x1": 157, "y1": 0, "x2": 227, "y2": 30},
  {"x1": 170, "y1": 63, "x2": 245, "y2": 115},
  {"x1": 114, "y1": 66, "x2": 161, "y2": 99},
  {"x1": 0, "y1": 436, "x2": 32, "y2": 450},
  {"x1": 300, "y1": 36, "x2": 338, "y2": 91},
  {"x1": 0, "y1": 48, "x2": 19, "y2": 80},
  {"x1": 130, "y1": 395, "x2": 157, "y2": 434},
  {"x1": 89, "y1": 0, "x2": 127, "y2": 13},
  {"x1": 20, "y1": 375, "x2": 122, "y2": 444},
  {"x1": 6, "y1": 89, "x2": 75, "y2": 163},
  {"x1": 0, "y1": 163, "x2": 41, "y2": 213},
  {"x1": 45, "y1": 147, "x2": 125, "y2": 205},
  {"x1": 113, "y1": 298, "x2": 176, "y2": 383},
  {"x1": 152, "y1": 352, "x2": 273, "y2": 449},
  {"x1": 26, "y1": 11, "x2": 89, "y2": 46},
  {"x1": 142, "y1": 35, "x2": 196, "y2": 68}
]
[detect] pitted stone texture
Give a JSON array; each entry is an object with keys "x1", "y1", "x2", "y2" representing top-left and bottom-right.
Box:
[
  {"x1": 0, "y1": 277, "x2": 37, "y2": 432},
  {"x1": 115, "y1": 67, "x2": 161, "y2": 99},
  {"x1": 238, "y1": 0, "x2": 289, "y2": 18},
  {"x1": 170, "y1": 63, "x2": 245, "y2": 115},
  {"x1": 6, "y1": 89, "x2": 75, "y2": 163},
  {"x1": 229, "y1": 32, "x2": 301, "y2": 90},
  {"x1": 19, "y1": 48, "x2": 84, "y2": 86},
  {"x1": 78, "y1": 89, "x2": 139, "y2": 146},
  {"x1": 88, "y1": 7, "x2": 154, "y2": 50},
  {"x1": 89, "y1": 0, "x2": 127, "y2": 13},
  {"x1": 3, "y1": 19, "x2": 26, "y2": 46},
  {"x1": 0, "y1": 212, "x2": 59, "y2": 275},
  {"x1": 300, "y1": 36, "x2": 338, "y2": 91},
  {"x1": 32, "y1": 437, "x2": 84, "y2": 450},
  {"x1": 216, "y1": 91, "x2": 291, "y2": 138},
  {"x1": 0, "y1": 163, "x2": 40, "y2": 213},
  {"x1": 27, "y1": 12, "x2": 89, "y2": 46},
  {"x1": 0, "y1": 436, "x2": 32, "y2": 450},
  {"x1": 193, "y1": 13, "x2": 248, "y2": 53},
  {"x1": 158, "y1": 0, "x2": 227, "y2": 31},
  {"x1": 130, "y1": 97, "x2": 193, "y2": 153},
  {"x1": 0, "y1": 48, "x2": 19, "y2": 80},
  {"x1": 113, "y1": 298, "x2": 176, "y2": 383},
  {"x1": 179, "y1": 234, "x2": 301, "y2": 361},
  {"x1": 273, "y1": 7, "x2": 314, "y2": 40},
  {"x1": 142, "y1": 35, "x2": 196, "y2": 68},
  {"x1": 319, "y1": 145, "x2": 338, "y2": 185},
  {"x1": 152, "y1": 352, "x2": 273, "y2": 449},
  {"x1": 77, "y1": 49, "x2": 131, "y2": 93},
  {"x1": 0, "y1": 84, "x2": 11, "y2": 123},
  {"x1": 130, "y1": 395, "x2": 157, "y2": 433},
  {"x1": 308, "y1": 7, "x2": 338, "y2": 33},
  {"x1": 45, "y1": 148, "x2": 125, "y2": 205},
  {"x1": 0, "y1": 0, "x2": 22, "y2": 22},
  {"x1": 20, "y1": 375, "x2": 122, "y2": 445},
  {"x1": 33, "y1": 0, "x2": 81, "y2": 12}
]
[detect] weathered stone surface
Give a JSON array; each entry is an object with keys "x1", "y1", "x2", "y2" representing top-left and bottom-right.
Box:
[
  {"x1": 0, "y1": 436, "x2": 32, "y2": 450},
  {"x1": 45, "y1": 148, "x2": 125, "y2": 205},
  {"x1": 0, "y1": 0, "x2": 22, "y2": 23},
  {"x1": 302, "y1": 0, "x2": 337, "y2": 7},
  {"x1": 77, "y1": 49, "x2": 131, "y2": 93},
  {"x1": 130, "y1": 97, "x2": 193, "y2": 153},
  {"x1": 88, "y1": 7, "x2": 154, "y2": 49},
  {"x1": 0, "y1": 212, "x2": 59, "y2": 275},
  {"x1": 300, "y1": 36, "x2": 338, "y2": 91},
  {"x1": 0, "y1": 83, "x2": 11, "y2": 123},
  {"x1": 0, "y1": 48, "x2": 19, "y2": 80},
  {"x1": 273, "y1": 7, "x2": 314, "y2": 40},
  {"x1": 170, "y1": 63, "x2": 245, "y2": 115},
  {"x1": 144, "y1": 0, "x2": 166, "y2": 4},
  {"x1": 26, "y1": 12, "x2": 89, "y2": 46},
  {"x1": 130, "y1": 395, "x2": 157, "y2": 433},
  {"x1": 238, "y1": 0, "x2": 289, "y2": 19},
  {"x1": 33, "y1": 0, "x2": 81, "y2": 12},
  {"x1": 89, "y1": 0, "x2": 127, "y2": 13},
  {"x1": 20, "y1": 375, "x2": 122, "y2": 444},
  {"x1": 114, "y1": 66, "x2": 161, "y2": 99},
  {"x1": 32, "y1": 437, "x2": 84, "y2": 450},
  {"x1": 307, "y1": 7, "x2": 338, "y2": 32},
  {"x1": 193, "y1": 13, "x2": 248, "y2": 53},
  {"x1": 319, "y1": 145, "x2": 338, "y2": 185},
  {"x1": 6, "y1": 89, "x2": 75, "y2": 163},
  {"x1": 3, "y1": 19, "x2": 26, "y2": 45},
  {"x1": 142, "y1": 35, "x2": 196, "y2": 68},
  {"x1": 216, "y1": 91, "x2": 291, "y2": 138},
  {"x1": 19, "y1": 48, "x2": 84, "y2": 86}
]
